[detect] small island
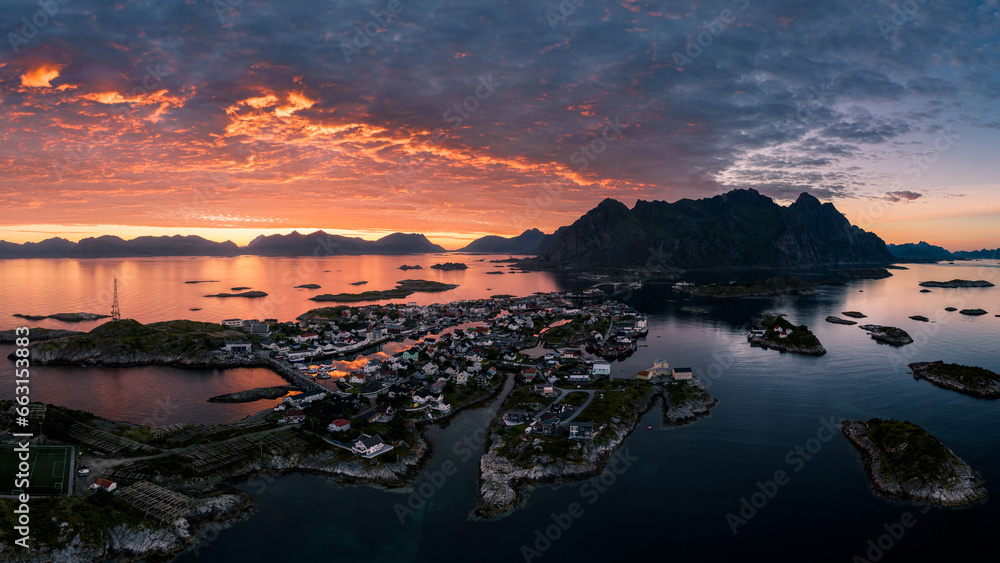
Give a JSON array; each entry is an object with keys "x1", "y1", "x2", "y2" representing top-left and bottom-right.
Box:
[
  {"x1": 184, "y1": 280, "x2": 220, "y2": 284},
  {"x1": 945, "y1": 307, "x2": 958, "y2": 312},
  {"x1": 208, "y1": 385, "x2": 301, "y2": 403},
  {"x1": 13, "y1": 312, "x2": 111, "y2": 322},
  {"x1": 660, "y1": 378, "x2": 718, "y2": 425},
  {"x1": 485, "y1": 271, "x2": 505, "y2": 275},
  {"x1": 843, "y1": 419, "x2": 987, "y2": 507},
  {"x1": 295, "y1": 284, "x2": 321, "y2": 289},
  {"x1": 349, "y1": 281, "x2": 368, "y2": 286},
  {"x1": 919, "y1": 279, "x2": 995, "y2": 288},
  {"x1": 231, "y1": 286, "x2": 251, "y2": 290},
  {"x1": 674, "y1": 276, "x2": 816, "y2": 298},
  {"x1": 204, "y1": 291, "x2": 268, "y2": 298},
  {"x1": 832, "y1": 268, "x2": 893, "y2": 280},
  {"x1": 909, "y1": 361, "x2": 1000, "y2": 399},
  {"x1": 826, "y1": 316, "x2": 857, "y2": 325},
  {"x1": 398, "y1": 264, "x2": 423, "y2": 270},
  {"x1": 431, "y1": 262, "x2": 468, "y2": 270},
  {"x1": 858, "y1": 324, "x2": 913, "y2": 346},
  {"x1": 679, "y1": 306, "x2": 709, "y2": 314},
  {"x1": 842, "y1": 311, "x2": 867, "y2": 319},
  {"x1": 310, "y1": 279, "x2": 458, "y2": 303},
  {"x1": 960, "y1": 308, "x2": 988, "y2": 316},
  {"x1": 909, "y1": 315, "x2": 929, "y2": 322},
  {"x1": 748, "y1": 315, "x2": 826, "y2": 355},
  {"x1": 477, "y1": 382, "x2": 656, "y2": 518},
  {"x1": 14, "y1": 319, "x2": 256, "y2": 367}
]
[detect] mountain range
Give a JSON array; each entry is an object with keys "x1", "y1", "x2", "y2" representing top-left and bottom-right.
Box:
[
  {"x1": 0, "y1": 232, "x2": 443, "y2": 259},
  {"x1": 887, "y1": 241, "x2": 1000, "y2": 261},
  {"x1": 525, "y1": 189, "x2": 895, "y2": 270},
  {"x1": 4, "y1": 190, "x2": 992, "y2": 267}
]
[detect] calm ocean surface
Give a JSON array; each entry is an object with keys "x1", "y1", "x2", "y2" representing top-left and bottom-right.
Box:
[{"x1": 2, "y1": 256, "x2": 999, "y2": 561}]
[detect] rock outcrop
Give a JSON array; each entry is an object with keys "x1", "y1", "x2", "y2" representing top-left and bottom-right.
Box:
[{"x1": 843, "y1": 419, "x2": 987, "y2": 507}]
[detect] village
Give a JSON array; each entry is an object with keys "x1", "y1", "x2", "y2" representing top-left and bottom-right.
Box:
[
  {"x1": 207, "y1": 291, "x2": 656, "y2": 458},
  {"x1": 5, "y1": 290, "x2": 666, "y2": 509}
]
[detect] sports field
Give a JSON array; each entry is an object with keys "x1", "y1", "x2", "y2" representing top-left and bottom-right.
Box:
[{"x1": 0, "y1": 445, "x2": 73, "y2": 497}]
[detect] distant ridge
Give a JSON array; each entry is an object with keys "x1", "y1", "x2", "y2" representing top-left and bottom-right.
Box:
[
  {"x1": 0, "y1": 235, "x2": 239, "y2": 259},
  {"x1": 953, "y1": 248, "x2": 1000, "y2": 260},
  {"x1": 887, "y1": 242, "x2": 1000, "y2": 261},
  {"x1": 245, "y1": 231, "x2": 445, "y2": 256},
  {"x1": 525, "y1": 189, "x2": 895, "y2": 270},
  {"x1": 0, "y1": 231, "x2": 444, "y2": 259},
  {"x1": 457, "y1": 228, "x2": 565, "y2": 254},
  {"x1": 887, "y1": 241, "x2": 955, "y2": 261}
]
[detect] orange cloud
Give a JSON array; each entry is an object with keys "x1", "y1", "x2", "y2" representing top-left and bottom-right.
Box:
[{"x1": 21, "y1": 64, "x2": 66, "y2": 88}]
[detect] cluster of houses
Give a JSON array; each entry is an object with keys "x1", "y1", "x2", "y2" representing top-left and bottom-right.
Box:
[
  {"x1": 748, "y1": 324, "x2": 793, "y2": 341},
  {"x1": 215, "y1": 291, "x2": 655, "y2": 457}
]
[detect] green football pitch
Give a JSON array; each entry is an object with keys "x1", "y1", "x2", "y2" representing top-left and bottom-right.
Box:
[{"x1": 0, "y1": 445, "x2": 73, "y2": 497}]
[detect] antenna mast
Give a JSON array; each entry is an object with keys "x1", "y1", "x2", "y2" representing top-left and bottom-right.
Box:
[{"x1": 111, "y1": 278, "x2": 121, "y2": 321}]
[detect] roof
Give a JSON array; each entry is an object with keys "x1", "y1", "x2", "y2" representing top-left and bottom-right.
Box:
[
  {"x1": 285, "y1": 409, "x2": 305, "y2": 417},
  {"x1": 93, "y1": 478, "x2": 116, "y2": 488},
  {"x1": 358, "y1": 435, "x2": 384, "y2": 449},
  {"x1": 674, "y1": 367, "x2": 693, "y2": 372},
  {"x1": 330, "y1": 419, "x2": 350, "y2": 427}
]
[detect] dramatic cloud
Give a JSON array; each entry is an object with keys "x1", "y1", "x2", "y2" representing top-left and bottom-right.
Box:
[{"x1": 0, "y1": 0, "x2": 998, "y2": 242}]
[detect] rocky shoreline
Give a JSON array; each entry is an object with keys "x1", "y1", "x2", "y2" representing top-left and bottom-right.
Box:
[
  {"x1": 842, "y1": 419, "x2": 987, "y2": 507},
  {"x1": 909, "y1": 361, "x2": 1000, "y2": 399},
  {"x1": 660, "y1": 380, "x2": 718, "y2": 425},
  {"x1": 475, "y1": 388, "x2": 656, "y2": 518},
  {"x1": 750, "y1": 339, "x2": 827, "y2": 356},
  {"x1": 0, "y1": 493, "x2": 253, "y2": 563},
  {"x1": 859, "y1": 324, "x2": 914, "y2": 346}
]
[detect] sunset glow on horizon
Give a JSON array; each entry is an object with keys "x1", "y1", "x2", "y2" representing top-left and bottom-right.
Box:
[{"x1": 2, "y1": 1, "x2": 999, "y2": 251}]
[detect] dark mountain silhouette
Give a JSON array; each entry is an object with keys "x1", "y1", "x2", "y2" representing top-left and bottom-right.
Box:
[{"x1": 527, "y1": 189, "x2": 895, "y2": 270}]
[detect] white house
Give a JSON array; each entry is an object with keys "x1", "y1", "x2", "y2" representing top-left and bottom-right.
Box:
[
  {"x1": 282, "y1": 390, "x2": 326, "y2": 407},
  {"x1": 221, "y1": 318, "x2": 244, "y2": 328},
  {"x1": 455, "y1": 371, "x2": 471, "y2": 385},
  {"x1": 224, "y1": 342, "x2": 252, "y2": 354},
  {"x1": 352, "y1": 434, "x2": 393, "y2": 458},
  {"x1": 592, "y1": 362, "x2": 611, "y2": 376}
]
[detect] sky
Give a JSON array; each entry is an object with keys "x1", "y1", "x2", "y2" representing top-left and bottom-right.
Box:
[{"x1": 1, "y1": 0, "x2": 998, "y2": 250}]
